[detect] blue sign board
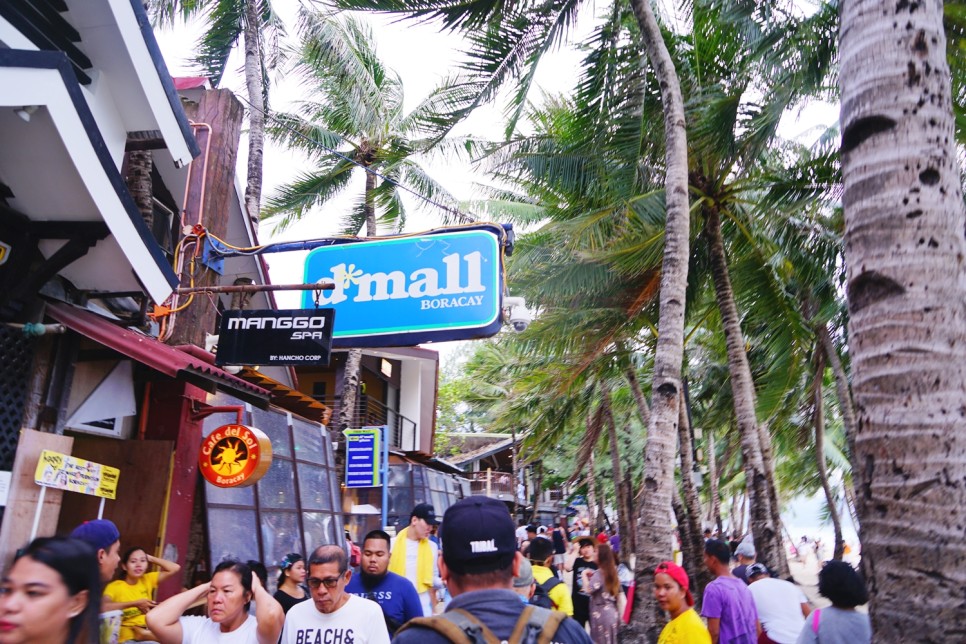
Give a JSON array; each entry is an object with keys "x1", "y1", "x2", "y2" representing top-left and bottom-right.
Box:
[
  {"x1": 302, "y1": 227, "x2": 505, "y2": 347},
  {"x1": 344, "y1": 428, "x2": 382, "y2": 487}
]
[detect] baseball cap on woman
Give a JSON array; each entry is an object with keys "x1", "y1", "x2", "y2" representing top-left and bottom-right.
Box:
[{"x1": 654, "y1": 561, "x2": 694, "y2": 606}]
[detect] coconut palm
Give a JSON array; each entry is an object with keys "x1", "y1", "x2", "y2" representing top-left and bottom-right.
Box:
[
  {"x1": 262, "y1": 8, "x2": 463, "y2": 451},
  {"x1": 151, "y1": 0, "x2": 285, "y2": 226},
  {"x1": 839, "y1": 0, "x2": 966, "y2": 637}
]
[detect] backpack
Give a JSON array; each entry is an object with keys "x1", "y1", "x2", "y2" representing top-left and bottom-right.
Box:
[
  {"x1": 530, "y1": 576, "x2": 563, "y2": 610},
  {"x1": 396, "y1": 605, "x2": 566, "y2": 644}
]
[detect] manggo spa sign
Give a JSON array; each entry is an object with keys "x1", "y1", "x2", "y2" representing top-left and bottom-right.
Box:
[{"x1": 302, "y1": 227, "x2": 505, "y2": 347}]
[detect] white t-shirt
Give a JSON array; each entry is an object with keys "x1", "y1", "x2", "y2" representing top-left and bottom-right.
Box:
[
  {"x1": 403, "y1": 537, "x2": 439, "y2": 617},
  {"x1": 748, "y1": 578, "x2": 809, "y2": 644},
  {"x1": 280, "y1": 594, "x2": 389, "y2": 644},
  {"x1": 180, "y1": 614, "x2": 259, "y2": 644}
]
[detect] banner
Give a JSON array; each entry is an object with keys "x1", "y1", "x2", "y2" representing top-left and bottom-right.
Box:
[{"x1": 34, "y1": 450, "x2": 119, "y2": 499}]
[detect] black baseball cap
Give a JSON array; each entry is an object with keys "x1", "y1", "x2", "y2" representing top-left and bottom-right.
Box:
[
  {"x1": 411, "y1": 503, "x2": 439, "y2": 525},
  {"x1": 440, "y1": 496, "x2": 517, "y2": 574}
]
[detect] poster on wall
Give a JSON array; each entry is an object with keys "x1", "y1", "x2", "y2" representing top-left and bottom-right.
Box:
[{"x1": 34, "y1": 450, "x2": 119, "y2": 499}]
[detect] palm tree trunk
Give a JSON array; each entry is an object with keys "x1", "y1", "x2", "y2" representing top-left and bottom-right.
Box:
[
  {"x1": 707, "y1": 429, "x2": 723, "y2": 535},
  {"x1": 336, "y1": 165, "x2": 379, "y2": 460},
  {"x1": 336, "y1": 348, "x2": 362, "y2": 468},
  {"x1": 624, "y1": 362, "x2": 651, "y2": 428},
  {"x1": 602, "y1": 390, "x2": 634, "y2": 555},
  {"x1": 704, "y1": 206, "x2": 787, "y2": 577},
  {"x1": 677, "y1": 389, "x2": 712, "y2": 598},
  {"x1": 670, "y1": 488, "x2": 702, "y2": 609},
  {"x1": 812, "y1": 349, "x2": 844, "y2": 561},
  {"x1": 242, "y1": 0, "x2": 266, "y2": 229},
  {"x1": 125, "y1": 150, "x2": 154, "y2": 230},
  {"x1": 839, "y1": 2, "x2": 966, "y2": 635},
  {"x1": 627, "y1": 0, "x2": 691, "y2": 639},
  {"x1": 587, "y1": 450, "x2": 599, "y2": 530},
  {"x1": 816, "y1": 321, "x2": 858, "y2": 462}
]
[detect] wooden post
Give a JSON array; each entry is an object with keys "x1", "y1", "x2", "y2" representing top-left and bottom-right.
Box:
[{"x1": 167, "y1": 89, "x2": 244, "y2": 347}]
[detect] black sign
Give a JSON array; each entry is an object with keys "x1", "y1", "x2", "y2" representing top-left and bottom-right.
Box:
[{"x1": 216, "y1": 309, "x2": 334, "y2": 367}]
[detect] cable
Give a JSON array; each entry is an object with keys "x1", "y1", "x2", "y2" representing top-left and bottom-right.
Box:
[{"x1": 233, "y1": 93, "x2": 480, "y2": 226}]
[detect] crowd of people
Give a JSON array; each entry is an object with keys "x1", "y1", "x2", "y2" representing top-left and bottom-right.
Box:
[{"x1": 0, "y1": 509, "x2": 871, "y2": 644}]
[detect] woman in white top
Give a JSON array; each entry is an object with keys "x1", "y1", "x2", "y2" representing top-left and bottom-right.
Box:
[{"x1": 147, "y1": 560, "x2": 283, "y2": 644}]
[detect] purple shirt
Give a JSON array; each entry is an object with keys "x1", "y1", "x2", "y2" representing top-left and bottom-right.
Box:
[{"x1": 701, "y1": 575, "x2": 758, "y2": 644}]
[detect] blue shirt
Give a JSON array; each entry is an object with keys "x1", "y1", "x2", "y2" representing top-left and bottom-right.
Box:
[
  {"x1": 391, "y1": 588, "x2": 592, "y2": 644},
  {"x1": 346, "y1": 571, "x2": 423, "y2": 635}
]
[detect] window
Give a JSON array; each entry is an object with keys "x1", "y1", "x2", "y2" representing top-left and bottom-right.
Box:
[{"x1": 202, "y1": 393, "x2": 344, "y2": 592}]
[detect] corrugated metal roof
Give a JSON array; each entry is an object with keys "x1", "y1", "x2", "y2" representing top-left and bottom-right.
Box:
[{"x1": 46, "y1": 301, "x2": 270, "y2": 406}]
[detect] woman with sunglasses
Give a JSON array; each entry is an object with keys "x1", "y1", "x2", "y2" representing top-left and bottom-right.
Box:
[
  {"x1": 653, "y1": 561, "x2": 710, "y2": 644},
  {"x1": 146, "y1": 560, "x2": 283, "y2": 644}
]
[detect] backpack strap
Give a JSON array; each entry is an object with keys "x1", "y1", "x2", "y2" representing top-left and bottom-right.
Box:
[
  {"x1": 538, "y1": 576, "x2": 564, "y2": 609},
  {"x1": 397, "y1": 609, "x2": 501, "y2": 644},
  {"x1": 506, "y1": 605, "x2": 567, "y2": 644},
  {"x1": 811, "y1": 608, "x2": 821, "y2": 634}
]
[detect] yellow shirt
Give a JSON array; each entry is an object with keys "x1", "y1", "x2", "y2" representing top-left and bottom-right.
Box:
[
  {"x1": 658, "y1": 608, "x2": 711, "y2": 644},
  {"x1": 104, "y1": 572, "x2": 159, "y2": 642},
  {"x1": 531, "y1": 565, "x2": 574, "y2": 616}
]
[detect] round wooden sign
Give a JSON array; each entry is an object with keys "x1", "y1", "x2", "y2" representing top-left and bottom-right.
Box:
[{"x1": 199, "y1": 424, "x2": 272, "y2": 488}]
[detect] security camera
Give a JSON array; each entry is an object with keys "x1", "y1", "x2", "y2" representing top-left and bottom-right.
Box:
[{"x1": 504, "y1": 296, "x2": 532, "y2": 333}]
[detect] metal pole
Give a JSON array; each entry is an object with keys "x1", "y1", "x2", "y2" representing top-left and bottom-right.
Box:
[
  {"x1": 29, "y1": 486, "x2": 46, "y2": 541},
  {"x1": 97, "y1": 497, "x2": 106, "y2": 519},
  {"x1": 173, "y1": 281, "x2": 334, "y2": 295},
  {"x1": 381, "y1": 425, "x2": 389, "y2": 530}
]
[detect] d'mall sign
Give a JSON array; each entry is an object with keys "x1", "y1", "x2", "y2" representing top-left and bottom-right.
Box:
[{"x1": 302, "y1": 228, "x2": 503, "y2": 347}]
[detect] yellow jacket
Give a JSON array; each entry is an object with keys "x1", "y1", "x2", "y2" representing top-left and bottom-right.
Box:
[{"x1": 531, "y1": 565, "x2": 573, "y2": 615}]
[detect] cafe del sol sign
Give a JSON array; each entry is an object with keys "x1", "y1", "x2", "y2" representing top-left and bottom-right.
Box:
[{"x1": 199, "y1": 424, "x2": 272, "y2": 488}]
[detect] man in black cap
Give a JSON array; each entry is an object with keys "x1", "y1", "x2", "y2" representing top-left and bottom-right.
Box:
[
  {"x1": 394, "y1": 496, "x2": 591, "y2": 643},
  {"x1": 389, "y1": 503, "x2": 441, "y2": 616}
]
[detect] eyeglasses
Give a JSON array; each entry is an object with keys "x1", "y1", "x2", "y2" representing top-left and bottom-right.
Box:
[{"x1": 307, "y1": 575, "x2": 344, "y2": 589}]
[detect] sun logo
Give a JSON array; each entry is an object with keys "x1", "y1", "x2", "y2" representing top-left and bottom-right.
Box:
[{"x1": 211, "y1": 438, "x2": 248, "y2": 475}]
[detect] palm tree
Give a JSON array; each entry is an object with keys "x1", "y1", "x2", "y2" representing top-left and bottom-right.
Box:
[
  {"x1": 151, "y1": 1, "x2": 285, "y2": 228},
  {"x1": 839, "y1": 0, "x2": 966, "y2": 637},
  {"x1": 262, "y1": 8, "x2": 462, "y2": 450}
]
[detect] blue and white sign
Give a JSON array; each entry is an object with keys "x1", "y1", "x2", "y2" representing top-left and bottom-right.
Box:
[
  {"x1": 302, "y1": 227, "x2": 504, "y2": 347},
  {"x1": 344, "y1": 428, "x2": 381, "y2": 488}
]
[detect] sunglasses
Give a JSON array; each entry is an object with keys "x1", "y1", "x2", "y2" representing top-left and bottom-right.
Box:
[{"x1": 306, "y1": 575, "x2": 344, "y2": 589}]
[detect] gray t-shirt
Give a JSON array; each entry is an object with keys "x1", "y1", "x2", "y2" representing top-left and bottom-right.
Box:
[{"x1": 795, "y1": 606, "x2": 871, "y2": 644}]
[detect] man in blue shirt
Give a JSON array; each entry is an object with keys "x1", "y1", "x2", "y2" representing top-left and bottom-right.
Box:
[
  {"x1": 346, "y1": 529, "x2": 423, "y2": 635},
  {"x1": 393, "y1": 496, "x2": 591, "y2": 644}
]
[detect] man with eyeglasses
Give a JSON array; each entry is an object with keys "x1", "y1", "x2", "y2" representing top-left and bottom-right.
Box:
[{"x1": 280, "y1": 544, "x2": 390, "y2": 644}]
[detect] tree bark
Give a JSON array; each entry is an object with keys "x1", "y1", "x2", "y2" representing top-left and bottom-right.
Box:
[
  {"x1": 811, "y1": 349, "x2": 844, "y2": 561},
  {"x1": 243, "y1": 0, "x2": 266, "y2": 230},
  {"x1": 839, "y1": 0, "x2": 966, "y2": 636},
  {"x1": 707, "y1": 429, "x2": 723, "y2": 535},
  {"x1": 624, "y1": 363, "x2": 651, "y2": 428},
  {"x1": 603, "y1": 389, "x2": 635, "y2": 555},
  {"x1": 704, "y1": 206, "x2": 788, "y2": 578},
  {"x1": 125, "y1": 150, "x2": 154, "y2": 231},
  {"x1": 587, "y1": 450, "x2": 599, "y2": 530},
  {"x1": 626, "y1": 0, "x2": 691, "y2": 640},
  {"x1": 335, "y1": 348, "x2": 362, "y2": 471},
  {"x1": 677, "y1": 389, "x2": 713, "y2": 598},
  {"x1": 816, "y1": 321, "x2": 858, "y2": 463}
]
